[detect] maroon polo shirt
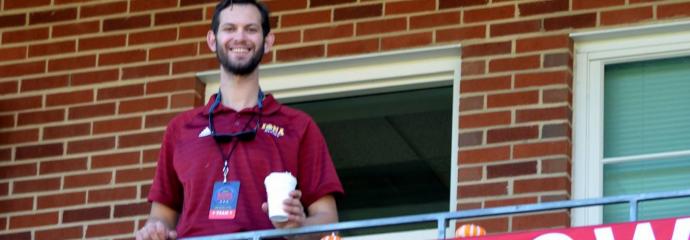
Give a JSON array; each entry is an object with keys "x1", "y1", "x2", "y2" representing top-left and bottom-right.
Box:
[{"x1": 148, "y1": 93, "x2": 344, "y2": 238}]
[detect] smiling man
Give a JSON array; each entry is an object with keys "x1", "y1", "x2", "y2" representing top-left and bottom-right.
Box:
[{"x1": 135, "y1": 1, "x2": 344, "y2": 239}]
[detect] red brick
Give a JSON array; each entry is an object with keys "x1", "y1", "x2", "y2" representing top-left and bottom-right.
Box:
[
  {"x1": 115, "y1": 167, "x2": 156, "y2": 183},
  {"x1": 1, "y1": 27, "x2": 49, "y2": 44},
  {"x1": 140, "y1": 183, "x2": 153, "y2": 196},
  {"x1": 35, "y1": 226, "x2": 83, "y2": 240},
  {"x1": 463, "y1": 41, "x2": 511, "y2": 58},
  {"x1": 17, "y1": 109, "x2": 64, "y2": 126},
  {"x1": 543, "y1": 88, "x2": 570, "y2": 104},
  {"x1": 488, "y1": 90, "x2": 539, "y2": 108},
  {"x1": 48, "y1": 55, "x2": 97, "y2": 72},
  {"x1": 145, "y1": 112, "x2": 180, "y2": 128},
  {"x1": 274, "y1": 30, "x2": 301, "y2": 45},
  {"x1": 386, "y1": 0, "x2": 435, "y2": 15},
  {"x1": 72, "y1": 69, "x2": 120, "y2": 86},
  {"x1": 0, "y1": 148, "x2": 12, "y2": 162},
  {"x1": 516, "y1": 70, "x2": 571, "y2": 88},
  {"x1": 458, "y1": 146, "x2": 510, "y2": 164},
  {"x1": 15, "y1": 143, "x2": 63, "y2": 160},
  {"x1": 544, "y1": 13, "x2": 597, "y2": 31},
  {"x1": 172, "y1": 57, "x2": 217, "y2": 74},
  {"x1": 179, "y1": 24, "x2": 207, "y2": 40},
  {"x1": 29, "y1": 8, "x2": 77, "y2": 25},
  {"x1": 515, "y1": 176, "x2": 570, "y2": 194},
  {"x1": 514, "y1": 211, "x2": 570, "y2": 230},
  {"x1": 327, "y1": 39, "x2": 379, "y2": 57},
  {"x1": 458, "y1": 166, "x2": 483, "y2": 181},
  {"x1": 516, "y1": 106, "x2": 570, "y2": 123},
  {"x1": 67, "y1": 137, "x2": 115, "y2": 154},
  {"x1": 410, "y1": 11, "x2": 460, "y2": 29},
  {"x1": 64, "y1": 172, "x2": 111, "y2": 189},
  {"x1": 12, "y1": 177, "x2": 61, "y2": 194},
  {"x1": 9, "y1": 212, "x2": 58, "y2": 229},
  {"x1": 39, "y1": 157, "x2": 87, "y2": 175},
  {"x1": 0, "y1": 96, "x2": 41, "y2": 113},
  {"x1": 490, "y1": 20, "x2": 541, "y2": 37},
  {"x1": 489, "y1": 55, "x2": 540, "y2": 73},
  {"x1": 487, "y1": 126, "x2": 539, "y2": 143},
  {"x1": 0, "y1": 232, "x2": 31, "y2": 240},
  {"x1": 542, "y1": 157, "x2": 570, "y2": 173},
  {"x1": 93, "y1": 117, "x2": 142, "y2": 135},
  {"x1": 97, "y1": 84, "x2": 144, "y2": 101},
  {"x1": 119, "y1": 97, "x2": 168, "y2": 114},
  {"x1": 381, "y1": 32, "x2": 432, "y2": 51},
  {"x1": 103, "y1": 15, "x2": 151, "y2": 32},
  {"x1": 99, "y1": 49, "x2": 147, "y2": 66},
  {"x1": 281, "y1": 10, "x2": 331, "y2": 28},
  {"x1": 150, "y1": 43, "x2": 198, "y2": 60},
  {"x1": 460, "y1": 111, "x2": 511, "y2": 128},
  {"x1": 517, "y1": 34, "x2": 571, "y2": 53},
  {"x1": 171, "y1": 92, "x2": 200, "y2": 108},
  {"x1": 114, "y1": 202, "x2": 150, "y2": 217},
  {"x1": 488, "y1": 161, "x2": 537, "y2": 178},
  {"x1": 46, "y1": 89, "x2": 93, "y2": 107},
  {"x1": 573, "y1": 0, "x2": 624, "y2": 10},
  {"x1": 0, "y1": 115, "x2": 15, "y2": 128},
  {"x1": 458, "y1": 182, "x2": 508, "y2": 198},
  {"x1": 85, "y1": 221, "x2": 134, "y2": 238},
  {"x1": 0, "y1": 183, "x2": 8, "y2": 196},
  {"x1": 263, "y1": 0, "x2": 308, "y2": 12},
  {"x1": 485, "y1": 196, "x2": 537, "y2": 208},
  {"x1": 43, "y1": 123, "x2": 90, "y2": 140},
  {"x1": 89, "y1": 186, "x2": 137, "y2": 203},
  {"x1": 311, "y1": 0, "x2": 354, "y2": 7},
  {"x1": 439, "y1": 0, "x2": 487, "y2": 9},
  {"x1": 78, "y1": 34, "x2": 126, "y2": 51},
  {"x1": 276, "y1": 45, "x2": 325, "y2": 62},
  {"x1": 52, "y1": 21, "x2": 99, "y2": 38},
  {"x1": 37, "y1": 192, "x2": 85, "y2": 209},
  {"x1": 334, "y1": 4, "x2": 382, "y2": 21},
  {"x1": 0, "y1": 197, "x2": 34, "y2": 213},
  {"x1": 356, "y1": 18, "x2": 405, "y2": 36},
  {"x1": 0, "y1": 61, "x2": 45, "y2": 78},
  {"x1": 118, "y1": 131, "x2": 165, "y2": 149},
  {"x1": 92, "y1": 151, "x2": 140, "y2": 169},
  {"x1": 542, "y1": 122, "x2": 571, "y2": 139},
  {"x1": 81, "y1": 1, "x2": 127, "y2": 18},
  {"x1": 461, "y1": 75, "x2": 510, "y2": 93},
  {"x1": 130, "y1": 0, "x2": 177, "y2": 12},
  {"x1": 62, "y1": 206, "x2": 110, "y2": 223},
  {"x1": 459, "y1": 131, "x2": 483, "y2": 147},
  {"x1": 0, "y1": 129, "x2": 38, "y2": 145},
  {"x1": 464, "y1": 5, "x2": 514, "y2": 23},
  {"x1": 519, "y1": 0, "x2": 568, "y2": 17},
  {"x1": 514, "y1": 140, "x2": 570, "y2": 159},
  {"x1": 155, "y1": 8, "x2": 203, "y2": 26},
  {"x1": 437, "y1": 25, "x2": 486, "y2": 43},
  {"x1": 544, "y1": 52, "x2": 571, "y2": 67},
  {"x1": 68, "y1": 103, "x2": 115, "y2": 120},
  {"x1": 20, "y1": 75, "x2": 69, "y2": 92},
  {"x1": 122, "y1": 63, "x2": 170, "y2": 80},
  {"x1": 460, "y1": 96, "x2": 484, "y2": 111},
  {"x1": 0, "y1": 14, "x2": 26, "y2": 29},
  {"x1": 129, "y1": 28, "x2": 178, "y2": 45},
  {"x1": 54, "y1": 0, "x2": 92, "y2": 4},
  {"x1": 0, "y1": 46, "x2": 26, "y2": 62},
  {"x1": 457, "y1": 202, "x2": 482, "y2": 211},
  {"x1": 301, "y1": 24, "x2": 351, "y2": 42},
  {"x1": 601, "y1": 6, "x2": 653, "y2": 26},
  {"x1": 659, "y1": 2, "x2": 690, "y2": 19},
  {"x1": 28, "y1": 40, "x2": 76, "y2": 57}
]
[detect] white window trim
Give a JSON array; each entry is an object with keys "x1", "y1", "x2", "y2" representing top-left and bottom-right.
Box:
[
  {"x1": 197, "y1": 45, "x2": 462, "y2": 239},
  {"x1": 571, "y1": 21, "x2": 690, "y2": 227}
]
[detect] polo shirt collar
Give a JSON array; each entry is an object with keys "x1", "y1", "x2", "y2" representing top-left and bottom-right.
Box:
[{"x1": 201, "y1": 93, "x2": 281, "y2": 116}]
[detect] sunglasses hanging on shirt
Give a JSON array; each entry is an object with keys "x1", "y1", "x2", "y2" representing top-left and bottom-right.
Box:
[{"x1": 207, "y1": 89, "x2": 263, "y2": 143}]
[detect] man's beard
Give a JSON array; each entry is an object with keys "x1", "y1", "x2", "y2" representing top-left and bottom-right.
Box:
[{"x1": 216, "y1": 42, "x2": 265, "y2": 76}]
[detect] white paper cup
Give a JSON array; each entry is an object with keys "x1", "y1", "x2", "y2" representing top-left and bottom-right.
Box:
[{"x1": 264, "y1": 172, "x2": 297, "y2": 222}]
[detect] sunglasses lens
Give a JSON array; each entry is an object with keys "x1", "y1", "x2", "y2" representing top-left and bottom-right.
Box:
[
  {"x1": 213, "y1": 134, "x2": 233, "y2": 143},
  {"x1": 236, "y1": 131, "x2": 256, "y2": 142}
]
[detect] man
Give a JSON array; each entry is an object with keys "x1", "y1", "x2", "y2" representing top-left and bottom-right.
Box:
[{"x1": 135, "y1": 0, "x2": 344, "y2": 239}]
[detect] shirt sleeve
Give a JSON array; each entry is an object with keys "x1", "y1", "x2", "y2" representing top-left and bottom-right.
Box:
[
  {"x1": 147, "y1": 121, "x2": 184, "y2": 211},
  {"x1": 296, "y1": 118, "x2": 345, "y2": 208}
]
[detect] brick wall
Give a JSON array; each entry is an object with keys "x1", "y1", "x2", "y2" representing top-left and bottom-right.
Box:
[{"x1": 1, "y1": 0, "x2": 690, "y2": 239}]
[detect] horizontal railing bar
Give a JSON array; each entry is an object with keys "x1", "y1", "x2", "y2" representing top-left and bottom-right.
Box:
[{"x1": 183, "y1": 189, "x2": 690, "y2": 240}]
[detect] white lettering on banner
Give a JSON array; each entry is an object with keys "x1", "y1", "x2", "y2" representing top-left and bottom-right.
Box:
[
  {"x1": 594, "y1": 227, "x2": 614, "y2": 240},
  {"x1": 672, "y1": 218, "x2": 690, "y2": 240},
  {"x1": 533, "y1": 233, "x2": 572, "y2": 240},
  {"x1": 632, "y1": 223, "x2": 655, "y2": 240}
]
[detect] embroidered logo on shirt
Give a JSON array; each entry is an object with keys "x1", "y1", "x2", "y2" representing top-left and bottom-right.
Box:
[{"x1": 261, "y1": 123, "x2": 284, "y2": 138}]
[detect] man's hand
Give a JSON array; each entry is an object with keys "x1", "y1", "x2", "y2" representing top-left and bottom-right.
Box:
[
  {"x1": 262, "y1": 190, "x2": 306, "y2": 229},
  {"x1": 135, "y1": 220, "x2": 177, "y2": 240}
]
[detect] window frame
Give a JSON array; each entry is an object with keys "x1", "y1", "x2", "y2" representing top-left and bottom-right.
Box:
[
  {"x1": 571, "y1": 21, "x2": 690, "y2": 226},
  {"x1": 197, "y1": 45, "x2": 462, "y2": 238}
]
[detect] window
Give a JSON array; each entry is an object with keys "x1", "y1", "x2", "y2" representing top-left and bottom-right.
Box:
[{"x1": 572, "y1": 21, "x2": 690, "y2": 226}]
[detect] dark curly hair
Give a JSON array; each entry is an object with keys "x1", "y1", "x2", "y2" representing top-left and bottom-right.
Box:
[{"x1": 210, "y1": 0, "x2": 271, "y2": 37}]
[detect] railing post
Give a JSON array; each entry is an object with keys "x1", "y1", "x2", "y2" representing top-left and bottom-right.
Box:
[
  {"x1": 437, "y1": 217, "x2": 447, "y2": 239},
  {"x1": 629, "y1": 198, "x2": 639, "y2": 222}
]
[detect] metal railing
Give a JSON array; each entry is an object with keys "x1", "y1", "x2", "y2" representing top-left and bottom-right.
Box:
[{"x1": 185, "y1": 189, "x2": 690, "y2": 240}]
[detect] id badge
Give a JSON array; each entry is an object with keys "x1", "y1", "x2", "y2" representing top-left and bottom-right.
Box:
[{"x1": 209, "y1": 181, "x2": 240, "y2": 220}]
